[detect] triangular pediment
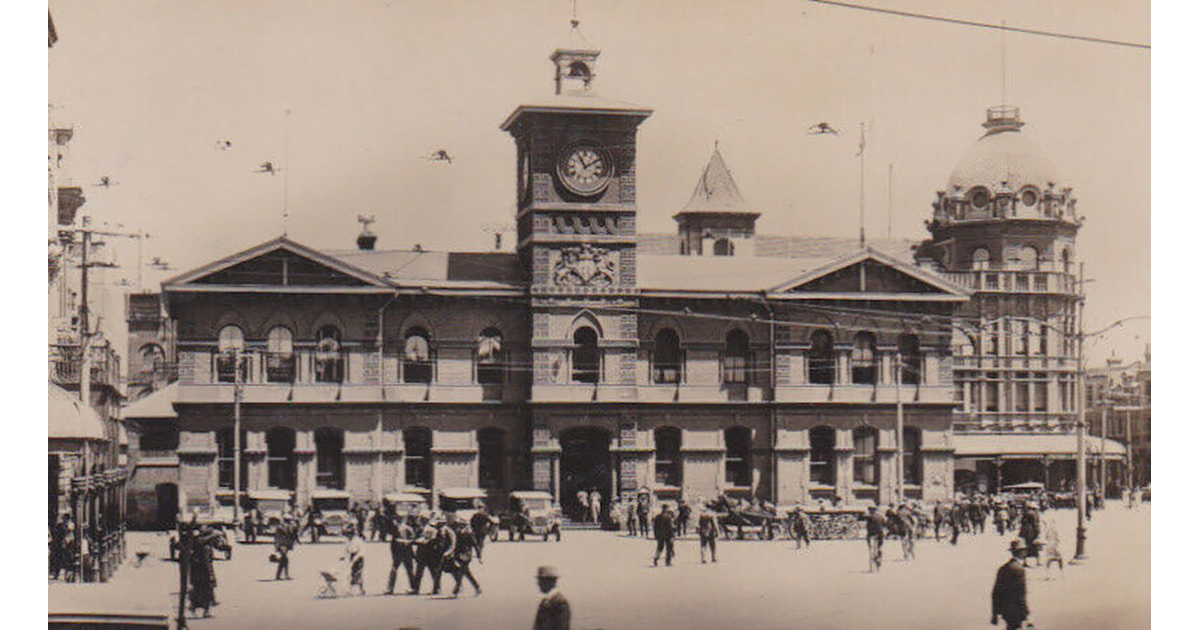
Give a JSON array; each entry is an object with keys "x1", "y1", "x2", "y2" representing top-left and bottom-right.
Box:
[
  {"x1": 768, "y1": 248, "x2": 970, "y2": 300},
  {"x1": 164, "y1": 237, "x2": 390, "y2": 290}
]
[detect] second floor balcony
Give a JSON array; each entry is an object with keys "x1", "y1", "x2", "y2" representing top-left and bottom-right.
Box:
[{"x1": 49, "y1": 341, "x2": 121, "y2": 391}]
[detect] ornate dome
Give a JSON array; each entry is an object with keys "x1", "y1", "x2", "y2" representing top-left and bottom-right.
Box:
[{"x1": 947, "y1": 107, "x2": 1057, "y2": 194}]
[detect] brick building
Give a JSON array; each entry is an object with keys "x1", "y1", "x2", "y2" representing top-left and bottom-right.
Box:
[{"x1": 153, "y1": 40, "x2": 969, "y2": 522}]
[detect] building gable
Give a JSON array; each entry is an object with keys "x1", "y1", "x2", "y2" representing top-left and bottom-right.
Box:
[
  {"x1": 769, "y1": 249, "x2": 970, "y2": 300},
  {"x1": 164, "y1": 237, "x2": 391, "y2": 291}
]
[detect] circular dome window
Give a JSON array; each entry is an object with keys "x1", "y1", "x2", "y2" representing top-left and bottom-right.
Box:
[
  {"x1": 971, "y1": 189, "x2": 990, "y2": 209},
  {"x1": 1021, "y1": 189, "x2": 1039, "y2": 207}
]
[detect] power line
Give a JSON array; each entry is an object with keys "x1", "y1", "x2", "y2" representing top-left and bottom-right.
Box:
[{"x1": 808, "y1": 0, "x2": 1150, "y2": 50}]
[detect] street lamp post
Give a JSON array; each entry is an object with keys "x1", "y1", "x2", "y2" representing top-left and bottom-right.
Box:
[{"x1": 895, "y1": 349, "x2": 905, "y2": 505}]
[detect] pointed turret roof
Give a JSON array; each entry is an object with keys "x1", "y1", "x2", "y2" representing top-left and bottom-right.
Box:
[{"x1": 674, "y1": 146, "x2": 759, "y2": 218}]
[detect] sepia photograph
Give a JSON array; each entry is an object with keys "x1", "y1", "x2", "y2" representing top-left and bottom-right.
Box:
[{"x1": 40, "y1": 1, "x2": 1154, "y2": 628}]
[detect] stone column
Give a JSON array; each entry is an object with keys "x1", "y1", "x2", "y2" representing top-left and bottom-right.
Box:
[{"x1": 834, "y1": 428, "x2": 855, "y2": 502}]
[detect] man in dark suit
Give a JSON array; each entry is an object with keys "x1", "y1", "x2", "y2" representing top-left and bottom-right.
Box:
[
  {"x1": 697, "y1": 507, "x2": 718, "y2": 563},
  {"x1": 385, "y1": 516, "x2": 417, "y2": 595},
  {"x1": 652, "y1": 504, "x2": 676, "y2": 567},
  {"x1": 533, "y1": 565, "x2": 570, "y2": 630},
  {"x1": 992, "y1": 538, "x2": 1030, "y2": 630}
]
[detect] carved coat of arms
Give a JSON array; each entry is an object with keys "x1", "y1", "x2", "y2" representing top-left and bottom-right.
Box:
[{"x1": 552, "y1": 244, "x2": 617, "y2": 287}]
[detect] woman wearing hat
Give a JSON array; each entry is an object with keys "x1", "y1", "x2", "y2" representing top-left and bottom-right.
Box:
[{"x1": 341, "y1": 524, "x2": 366, "y2": 596}]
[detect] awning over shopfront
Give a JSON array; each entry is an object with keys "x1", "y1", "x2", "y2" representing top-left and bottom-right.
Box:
[
  {"x1": 120, "y1": 383, "x2": 178, "y2": 420},
  {"x1": 49, "y1": 383, "x2": 107, "y2": 441},
  {"x1": 954, "y1": 433, "x2": 1126, "y2": 459}
]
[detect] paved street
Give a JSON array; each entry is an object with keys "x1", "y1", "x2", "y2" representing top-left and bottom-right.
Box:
[{"x1": 50, "y1": 506, "x2": 1149, "y2": 630}]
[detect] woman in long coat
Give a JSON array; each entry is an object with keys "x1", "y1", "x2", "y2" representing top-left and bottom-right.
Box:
[{"x1": 189, "y1": 529, "x2": 218, "y2": 617}]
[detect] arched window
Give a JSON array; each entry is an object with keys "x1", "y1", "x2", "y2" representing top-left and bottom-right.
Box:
[
  {"x1": 314, "y1": 325, "x2": 343, "y2": 383},
  {"x1": 314, "y1": 427, "x2": 344, "y2": 489},
  {"x1": 138, "y1": 344, "x2": 167, "y2": 381},
  {"x1": 899, "y1": 334, "x2": 922, "y2": 385},
  {"x1": 404, "y1": 427, "x2": 433, "y2": 490},
  {"x1": 654, "y1": 426, "x2": 683, "y2": 487},
  {"x1": 572, "y1": 326, "x2": 600, "y2": 384},
  {"x1": 216, "y1": 428, "x2": 247, "y2": 491},
  {"x1": 475, "y1": 328, "x2": 504, "y2": 385},
  {"x1": 477, "y1": 428, "x2": 506, "y2": 490},
  {"x1": 216, "y1": 325, "x2": 244, "y2": 383},
  {"x1": 1061, "y1": 247, "x2": 1073, "y2": 273},
  {"x1": 809, "y1": 426, "x2": 835, "y2": 487},
  {"x1": 266, "y1": 427, "x2": 297, "y2": 490},
  {"x1": 403, "y1": 327, "x2": 434, "y2": 384},
  {"x1": 652, "y1": 328, "x2": 682, "y2": 384},
  {"x1": 568, "y1": 61, "x2": 591, "y2": 78},
  {"x1": 808, "y1": 330, "x2": 835, "y2": 385},
  {"x1": 713, "y1": 238, "x2": 734, "y2": 256},
  {"x1": 902, "y1": 427, "x2": 922, "y2": 486},
  {"x1": 972, "y1": 248, "x2": 991, "y2": 271},
  {"x1": 722, "y1": 329, "x2": 750, "y2": 385},
  {"x1": 851, "y1": 332, "x2": 877, "y2": 385},
  {"x1": 725, "y1": 426, "x2": 752, "y2": 488},
  {"x1": 852, "y1": 427, "x2": 878, "y2": 485},
  {"x1": 1011, "y1": 246, "x2": 1039, "y2": 271},
  {"x1": 969, "y1": 187, "x2": 990, "y2": 209},
  {"x1": 266, "y1": 327, "x2": 295, "y2": 383}
]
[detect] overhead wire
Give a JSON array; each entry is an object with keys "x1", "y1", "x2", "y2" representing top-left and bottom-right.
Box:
[{"x1": 807, "y1": 0, "x2": 1149, "y2": 50}]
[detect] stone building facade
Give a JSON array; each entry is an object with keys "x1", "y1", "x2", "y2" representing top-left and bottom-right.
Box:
[{"x1": 157, "y1": 41, "x2": 968, "y2": 521}]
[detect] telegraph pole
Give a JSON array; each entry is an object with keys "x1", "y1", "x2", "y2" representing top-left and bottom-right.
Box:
[
  {"x1": 233, "y1": 350, "x2": 244, "y2": 525},
  {"x1": 895, "y1": 349, "x2": 905, "y2": 505},
  {"x1": 1073, "y1": 263, "x2": 1088, "y2": 562}
]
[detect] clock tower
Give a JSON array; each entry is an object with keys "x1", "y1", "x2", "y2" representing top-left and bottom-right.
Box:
[{"x1": 501, "y1": 31, "x2": 652, "y2": 498}]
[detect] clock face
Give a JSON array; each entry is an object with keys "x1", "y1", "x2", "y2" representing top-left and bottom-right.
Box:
[{"x1": 557, "y1": 144, "x2": 610, "y2": 196}]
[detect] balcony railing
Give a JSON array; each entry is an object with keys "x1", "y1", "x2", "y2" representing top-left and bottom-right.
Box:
[
  {"x1": 49, "y1": 342, "x2": 121, "y2": 389},
  {"x1": 941, "y1": 270, "x2": 1076, "y2": 295}
]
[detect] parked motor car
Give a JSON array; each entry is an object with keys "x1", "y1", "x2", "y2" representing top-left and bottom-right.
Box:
[
  {"x1": 501, "y1": 491, "x2": 562, "y2": 542},
  {"x1": 248, "y1": 489, "x2": 294, "y2": 535},
  {"x1": 437, "y1": 487, "x2": 489, "y2": 522},
  {"x1": 385, "y1": 491, "x2": 431, "y2": 525},
  {"x1": 310, "y1": 489, "x2": 352, "y2": 539}
]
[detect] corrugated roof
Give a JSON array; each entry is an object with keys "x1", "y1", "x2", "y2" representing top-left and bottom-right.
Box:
[
  {"x1": 948, "y1": 125, "x2": 1057, "y2": 193},
  {"x1": 675, "y1": 147, "x2": 757, "y2": 217},
  {"x1": 954, "y1": 433, "x2": 1126, "y2": 458},
  {"x1": 324, "y1": 249, "x2": 524, "y2": 286},
  {"x1": 635, "y1": 233, "x2": 917, "y2": 261},
  {"x1": 121, "y1": 383, "x2": 178, "y2": 420},
  {"x1": 638, "y1": 255, "x2": 821, "y2": 292},
  {"x1": 49, "y1": 383, "x2": 106, "y2": 441}
]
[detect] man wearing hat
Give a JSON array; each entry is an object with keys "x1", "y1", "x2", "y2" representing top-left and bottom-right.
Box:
[
  {"x1": 273, "y1": 514, "x2": 296, "y2": 581},
  {"x1": 533, "y1": 565, "x2": 570, "y2": 630},
  {"x1": 991, "y1": 538, "x2": 1030, "y2": 630},
  {"x1": 652, "y1": 503, "x2": 676, "y2": 567},
  {"x1": 697, "y1": 504, "x2": 718, "y2": 563},
  {"x1": 865, "y1": 505, "x2": 886, "y2": 572}
]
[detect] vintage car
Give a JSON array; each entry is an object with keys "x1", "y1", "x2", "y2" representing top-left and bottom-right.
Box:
[
  {"x1": 501, "y1": 491, "x2": 562, "y2": 542},
  {"x1": 248, "y1": 489, "x2": 294, "y2": 535},
  {"x1": 385, "y1": 490, "x2": 432, "y2": 525},
  {"x1": 437, "y1": 487, "x2": 489, "y2": 522},
  {"x1": 310, "y1": 488, "x2": 353, "y2": 538}
]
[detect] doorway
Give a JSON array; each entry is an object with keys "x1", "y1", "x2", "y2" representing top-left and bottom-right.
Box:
[
  {"x1": 156, "y1": 483, "x2": 178, "y2": 530},
  {"x1": 559, "y1": 427, "x2": 611, "y2": 523}
]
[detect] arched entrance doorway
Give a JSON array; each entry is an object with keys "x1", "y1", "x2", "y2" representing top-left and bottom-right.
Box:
[
  {"x1": 156, "y1": 483, "x2": 178, "y2": 529},
  {"x1": 559, "y1": 427, "x2": 611, "y2": 523}
]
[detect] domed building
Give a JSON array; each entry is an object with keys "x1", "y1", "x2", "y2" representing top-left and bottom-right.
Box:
[{"x1": 920, "y1": 106, "x2": 1125, "y2": 493}]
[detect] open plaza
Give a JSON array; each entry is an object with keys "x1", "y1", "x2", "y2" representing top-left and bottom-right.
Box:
[{"x1": 49, "y1": 506, "x2": 1149, "y2": 630}]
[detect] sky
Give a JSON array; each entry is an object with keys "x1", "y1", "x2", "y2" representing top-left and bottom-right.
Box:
[{"x1": 45, "y1": 0, "x2": 1150, "y2": 366}]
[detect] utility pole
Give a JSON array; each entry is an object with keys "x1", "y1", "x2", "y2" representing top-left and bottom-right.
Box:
[
  {"x1": 858, "y1": 123, "x2": 866, "y2": 249},
  {"x1": 1100, "y1": 404, "x2": 1108, "y2": 500},
  {"x1": 895, "y1": 348, "x2": 905, "y2": 505},
  {"x1": 233, "y1": 349, "x2": 244, "y2": 526},
  {"x1": 1073, "y1": 262, "x2": 1088, "y2": 562}
]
